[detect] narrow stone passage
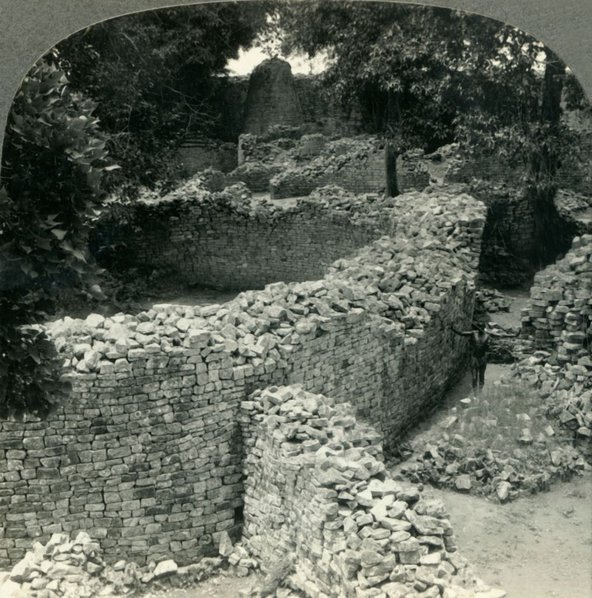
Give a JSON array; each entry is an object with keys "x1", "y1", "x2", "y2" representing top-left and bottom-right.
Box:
[{"x1": 387, "y1": 288, "x2": 592, "y2": 598}]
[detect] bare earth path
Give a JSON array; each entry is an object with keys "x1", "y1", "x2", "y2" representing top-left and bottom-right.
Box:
[{"x1": 426, "y1": 476, "x2": 592, "y2": 598}]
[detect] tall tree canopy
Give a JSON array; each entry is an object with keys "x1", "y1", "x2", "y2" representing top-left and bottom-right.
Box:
[
  {"x1": 56, "y1": 2, "x2": 269, "y2": 195},
  {"x1": 274, "y1": 1, "x2": 588, "y2": 195}
]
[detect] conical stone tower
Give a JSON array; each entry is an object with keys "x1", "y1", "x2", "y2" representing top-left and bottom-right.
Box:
[{"x1": 242, "y1": 57, "x2": 304, "y2": 134}]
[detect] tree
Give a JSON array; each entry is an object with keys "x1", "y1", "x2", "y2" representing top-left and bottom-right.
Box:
[
  {"x1": 55, "y1": 2, "x2": 270, "y2": 196},
  {"x1": 275, "y1": 2, "x2": 472, "y2": 195},
  {"x1": 274, "y1": 1, "x2": 586, "y2": 198},
  {"x1": 0, "y1": 54, "x2": 111, "y2": 417}
]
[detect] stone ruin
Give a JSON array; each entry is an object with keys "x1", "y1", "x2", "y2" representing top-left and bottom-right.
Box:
[
  {"x1": 174, "y1": 55, "x2": 591, "y2": 293},
  {"x1": 0, "y1": 184, "x2": 500, "y2": 594},
  {"x1": 0, "y1": 175, "x2": 592, "y2": 598},
  {"x1": 243, "y1": 58, "x2": 305, "y2": 136},
  {"x1": 240, "y1": 385, "x2": 505, "y2": 598},
  {"x1": 1, "y1": 174, "x2": 590, "y2": 596}
]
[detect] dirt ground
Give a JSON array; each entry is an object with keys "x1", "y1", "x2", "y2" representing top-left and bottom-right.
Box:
[
  {"x1": 427, "y1": 476, "x2": 592, "y2": 598},
  {"x1": 142, "y1": 573, "x2": 261, "y2": 598}
]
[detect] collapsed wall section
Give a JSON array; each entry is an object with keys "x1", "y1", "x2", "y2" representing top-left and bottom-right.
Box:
[
  {"x1": 0, "y1": 188, "x2": 485, "y2": 568},
  {"x1": 240, "y1": 385, "x2": 501, "y2": 598},
  {"x1": 269, "y1": 138, "x2": 386, "y2": 198},
  {"x1": 521, "y1": 234, "x2": 592, "y2": 363},
  {"x1": 233, "y1": 134, "x2": 429, "y2": 198}
]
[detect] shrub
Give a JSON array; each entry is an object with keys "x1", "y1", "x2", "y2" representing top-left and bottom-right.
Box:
[{"x1": 0, "y1": 55, "x2": 110, "y2": 416}]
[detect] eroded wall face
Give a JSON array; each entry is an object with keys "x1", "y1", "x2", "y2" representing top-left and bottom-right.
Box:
[
  {"x1": 0, "y1": 189, "x2": 485, "y2": 567},
  {"x1": 521, "y1": 234, "x2": 592, "y2": 362},
  {"x1": 94, "y1": 195, "x2": 385, "y2": 291},
  {"x1": 239, "y1": 386, "x2": 485, "y2": 598}
]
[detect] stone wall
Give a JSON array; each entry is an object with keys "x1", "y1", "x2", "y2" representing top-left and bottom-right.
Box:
[
  {"x1": 0, "y1": 188, "x2": 485, "y2": 568},
  {"x1": 177, "y1": 138, "x2": 238, "y2": 176},
  {"x1": 264, "y1": 136, "x2": 382, "y2": 199},
  {"x1": 554, "y1": 189, "x2": 592, "y2": 235},
  {"x1": 240, "y1": 385, "x2": 501, "y2": 598},
  {"x1": 236, "y1": 135, "x2": 430, "y2": 198},
  {"x1": 93, "y1": 183, "x2": 386, "y2": 291},
  {"x1": 521, "y1": 234, "x2": 592, "y2": 363}
]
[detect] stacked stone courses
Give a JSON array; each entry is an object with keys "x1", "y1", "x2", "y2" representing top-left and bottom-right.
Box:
[
  {"x1": 94, "y1": 181, "x2": 388, "y2": 291},
  {"x1": 521, "y1": 234, "x2": 592, "y2": 364},
  {"x1": 241, "y1": 385, "x2": 503, "y2": 598},
  {"x1": 0, "y1": 185, "x2": 486, "y2": 568}
]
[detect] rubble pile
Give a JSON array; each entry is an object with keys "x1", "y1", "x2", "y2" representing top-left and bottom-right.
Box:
[
  {"x1": 508, "y1": 351, "x2": 592, "y2": 460},
  {"x1": 395, "y1": 377, "x2": 589, "y2": 502},
  {"x1": 240, "y1": 385, "x2": 505, "y2": 598},
  {"x1": 270, "y1": 136, "x2": 386, "y2": 199},
  {"x1": 0, "y1": 531, "x2": 133, "y2": 598},
  {"x1": 228, "y1": 161, "x2": 282, "y2": 193},
  {"x1": 554, "y1": 189, "x2": 592, "y2": 234},
  {"x1": 521, "y1": 233, "x2": 592, "y2": 363},
  {"x1": 474, "y1": 288, "x2": 511, "y2": 314},
  {"x1": 0, "y1": 531, "x2": 226, "y2": 598},
  {"x1": 396, "y1": 234, "x2": 591, "y2": 500},
  {"x1": 235, "y1": 132, "x2": 430, "y2": 198}
]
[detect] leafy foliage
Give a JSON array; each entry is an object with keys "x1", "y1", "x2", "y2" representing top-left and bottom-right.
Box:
[
  {"x1": 56, "y1": 2, "x2": 270, "y2": 196},
  {"x1": 0, "y1": 55, "x2": 110, "y2": 417},
  {"x1": 275, "y1": 0, "x2": 589, "y2": 190}
]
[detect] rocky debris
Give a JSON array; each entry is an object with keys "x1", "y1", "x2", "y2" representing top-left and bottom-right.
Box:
[
  {"x1": 395, "y1": 377, "x2": 589, "y2": 502},
  {"x1": 554, "y1": 190, "x2": 592, "y2": 235},
  {"x1": 484, "y1": 320, "x2": 522, "y2": 365},
  {"x1": 509, "y1": 353, "x2": 592, "y2": 461},
  {"x1": 0, "y1": 532, "x2": 227, "y2": 597},
  {"x1": 240, "y1": 385, "x2": 505, "y2": 598},
  {"x1": 197, "y1": 167, "x2": 227, "y2": 192},
  {"x1": 475, "y1": 288, "x2": 511, "y2": 314},
  {"x1": 0, "y1": 531, "x2": 127, "y2": 598},
  {"x1": 2, "y1": 188, "x2": 486, "y2": 568},
  {"x1": 395, "y1": 233, "x2": 591, "y2": 499},
  {"x1": 228, "y1": 161, "x2": 282, "y2": 193},
  {"x1": 269, "y1": 136, "x2": 387, "y2": 198},
  {"x1": 237, "y1": 130, "x2": 430, "y2": 198},
  {"x1": 48, "y1": 189, "x2": 485, "y2": 382}
]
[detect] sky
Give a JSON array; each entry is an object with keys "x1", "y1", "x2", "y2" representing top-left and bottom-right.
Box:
[{"x1": 226, "y1": 46, "x2": 329, "y2": 76}]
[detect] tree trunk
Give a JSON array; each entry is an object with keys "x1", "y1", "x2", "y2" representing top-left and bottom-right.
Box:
[
  {"x1": 385, "y1": 143, "x2": 398, "y2": 197},
  {"x1": 384, "y1": 91, "x2": 401, "y2": 197},
  {"x1": 530, "y1": 49, "x2": 566, "y2": 269}
]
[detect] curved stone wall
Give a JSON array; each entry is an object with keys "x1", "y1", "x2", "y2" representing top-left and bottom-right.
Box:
[
  {"x1": 0, "y1": 187, "x2": 485, "y2": 568},
  {"x1": 93, "y1": 183, "x2": 386, "y2": 291},
  {"x1": 521, "y1": 233, "x2": 592, "y2": 362}
]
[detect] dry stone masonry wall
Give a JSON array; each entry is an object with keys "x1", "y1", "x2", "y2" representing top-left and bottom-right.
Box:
[
  {"x1": 521, "y1": 234, "x2": 592, "y2": 364},
  {"x1": 0, "y1": 187, "x2": 485, "y2": 569},
  {"x1": 93, "y1": 182, "x2": 387, "y2": 291},
  {"x1": 269, "y1": 137, "x2": 387, "y2": 199},
  {"x1": 240, "y1": 385, "x2": 504, "y2": 598}
]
